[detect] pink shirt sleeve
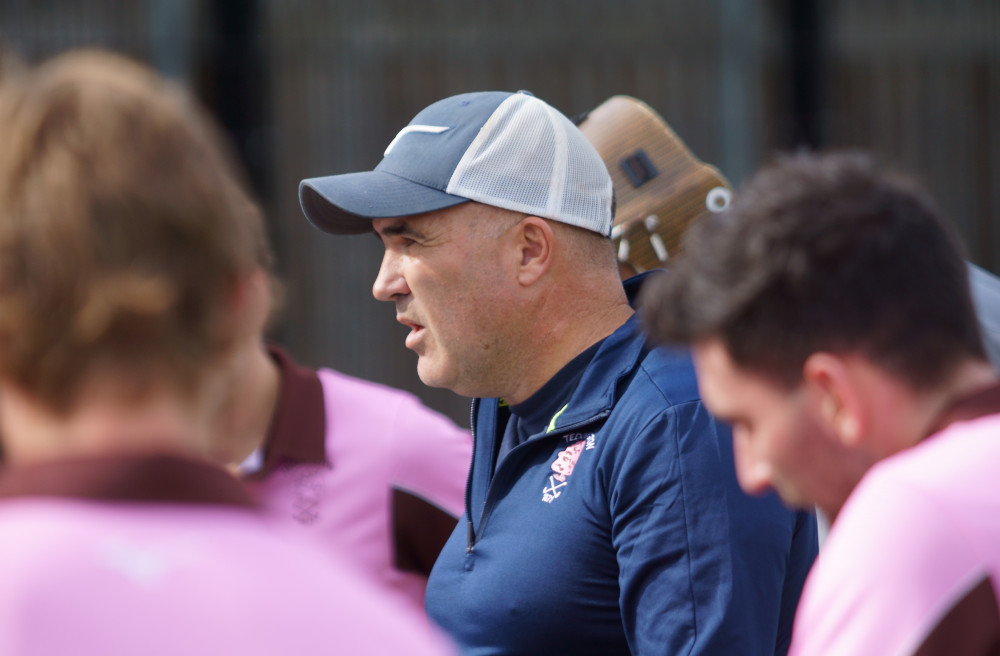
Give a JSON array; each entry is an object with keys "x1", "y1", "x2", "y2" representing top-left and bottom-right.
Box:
[
  {"x1": 387, "y1": 393, "x2": 471, "y2": 518},
  {"x1": 790, "y1": 423, "x2": 1000, "y2": 656}
]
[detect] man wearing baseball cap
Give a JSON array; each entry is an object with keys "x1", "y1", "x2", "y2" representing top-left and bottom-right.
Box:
[{"x1": 300, "y1": 91, "x2": 816, "y2": 655}]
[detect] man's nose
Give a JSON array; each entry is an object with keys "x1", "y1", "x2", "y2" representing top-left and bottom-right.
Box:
[
  {"x1": 372, "y1": 250, "x2": 409, "y2": 301},
  {"x1": 733, "y1": 429, "x2": 774, "y2": 496}
]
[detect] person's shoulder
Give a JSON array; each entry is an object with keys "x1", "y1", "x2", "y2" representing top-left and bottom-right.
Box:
[
  {"x1": 869, "y1": 411, "x2": 1000, "y2": 502},
  {"x1": 316, "y1": 367, "x2": 465, "y2": 436},
  {"x1": 824, "y1": 421, "x2": 1000, "y2": 576},
  {"x1": 0, "y1": 498, "x2": 281, "y2": 585},
  {"x1": 316, "y1": 367, "x2": 434, "y2": 411},
  {"x1": 0, "y1": 499, "x2": 455, "y2": 655},
  {"x1": 0, "y1": 498, "x2": 101, "y2": 554},
  {"x1": 628, "y1": 343, "x2": 701, "y2": 408},
  {"x1": 594, "y1": 346, "x2": 708, "y2": 454},
  {"x1": 793, "y1": 428, "x2": 1000, "y2": 656}
]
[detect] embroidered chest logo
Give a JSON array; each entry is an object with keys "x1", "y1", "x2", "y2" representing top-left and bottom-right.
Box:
[
  {"x1": 542, "y1": 434, "x2": 595, "y2": 503},
  {"x1": 283, "y1": 463, "x2": 327, "y2": 525}
]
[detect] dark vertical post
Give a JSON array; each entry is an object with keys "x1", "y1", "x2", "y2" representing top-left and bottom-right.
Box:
[
  {"x1": 197, "y1": 0, "x2": 282, "y2": 344},
  {"x1": 783, "y1": 0, "x2": 824, "y2": 150},
  {"x1": 199, "y1": 0, "x2": 272, "y2": 203}
]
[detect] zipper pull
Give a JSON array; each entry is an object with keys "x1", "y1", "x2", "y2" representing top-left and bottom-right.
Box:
[{"x1": 466, "y1": 519, "x2": 475, "y2": 554}]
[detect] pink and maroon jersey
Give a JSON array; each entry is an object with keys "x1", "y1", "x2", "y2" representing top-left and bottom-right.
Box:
[
  {"x1": 0, "y1": 455, "x2": 456, "y2": 655},
  {"x1": 243, "y1": 348, "x2": 472, "y2": 611},
  {"x1": 790, "y1": 384, "x2": 1000, "y2": 656}
]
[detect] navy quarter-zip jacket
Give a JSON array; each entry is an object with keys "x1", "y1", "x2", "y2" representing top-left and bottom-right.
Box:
[{"x1": 426, "y1": 273, "x2": 817, "y2": 655}]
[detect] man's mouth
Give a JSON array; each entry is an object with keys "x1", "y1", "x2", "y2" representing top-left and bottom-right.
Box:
[{"x1": 399, "y1": 318, "x2": 425, "y2": 348}]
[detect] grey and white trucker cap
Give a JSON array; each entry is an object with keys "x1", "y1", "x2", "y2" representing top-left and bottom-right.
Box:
[{"x1": 299, "y1": 90, "x2": 614, "y2": 236}]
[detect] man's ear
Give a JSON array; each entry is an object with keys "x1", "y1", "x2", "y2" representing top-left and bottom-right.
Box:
[
  {"x1": 514, "y1": 216, "x2": 554, "y2": 286},
  {"x1": 802, "y1": 352, "x2": 865, "y2": 447}
]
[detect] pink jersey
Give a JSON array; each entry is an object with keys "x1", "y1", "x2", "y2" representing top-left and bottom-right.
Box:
[
  {"x1": 0, "y1": 455, "x2": 456, "y2": 655},
  {"x1": 790, "y1": 399, "x2": 1000, "y2": 655},
  {"x1": 245, "y1": 348, "x2": 472, "y2": 611}
]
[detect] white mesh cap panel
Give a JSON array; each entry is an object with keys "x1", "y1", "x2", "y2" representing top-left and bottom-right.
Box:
[{"x1": 446, "y1": 93, "x2": 613, "y2": 235}]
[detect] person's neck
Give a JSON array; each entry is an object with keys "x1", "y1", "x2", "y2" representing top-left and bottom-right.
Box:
[
  {"x1": 822, "y1": 357, "x2": 998, "y2": 521},
  {"x1": 210, "y1": 341, "x2": 281, "y2": 469},
  {"x1": 816, "y1": 448, "x2": 880, "y2": 523},
  {"x1": 0, "y1": 379, "x2": 216, "y2": 466},
  {"x1": 879, "y1": 358, "x2": 999, "y2": 457},
  {"x1": 912, "y1": 358, "x2": 999, "y2": 441},
  {"x1": 501, "y1": 296, "x2": 634, "y2": 406}
]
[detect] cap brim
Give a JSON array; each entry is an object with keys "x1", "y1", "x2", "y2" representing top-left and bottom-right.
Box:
[{"x1": 299, "y1": 171, "x2": 469, "y2": 235}]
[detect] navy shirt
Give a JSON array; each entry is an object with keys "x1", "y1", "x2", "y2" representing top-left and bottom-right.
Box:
[
  {"x1": 495, "y1": 339, "x2": 604, "y2": 468},
  {"x1": 427, "y1": 290, "x2": 817, "y2": 655}
]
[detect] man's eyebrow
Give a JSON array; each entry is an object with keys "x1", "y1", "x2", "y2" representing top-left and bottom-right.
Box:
[{"x1": 374, "y1": 220, "x2": 426, "y2": 240}]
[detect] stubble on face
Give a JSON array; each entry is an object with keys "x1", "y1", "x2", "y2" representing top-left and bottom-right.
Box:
[
  {"x1": 692, "y1": 337, "x2": 826, "y2": 509},
  {"x1": 382, "y1": 203, "x2": 526, "y2": 398}
]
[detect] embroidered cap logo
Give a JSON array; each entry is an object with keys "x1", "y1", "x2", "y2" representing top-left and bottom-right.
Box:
[
  {"x1": 542, "y1": 441, "x2": 586, "y2": 504},
  {"x1": 383, "y1": 125, "x2": 451, "y2": 156}
]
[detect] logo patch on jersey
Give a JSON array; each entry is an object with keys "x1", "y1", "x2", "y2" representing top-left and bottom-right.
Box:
[
  {"x1": 284, "y1": 463, "x2": 327, "y2": 525},
  {"x1": 542, "y1": 440, "x2": 587, "y2": 503}
]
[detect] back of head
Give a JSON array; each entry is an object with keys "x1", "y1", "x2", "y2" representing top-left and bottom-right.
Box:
[
  {"x1": 0, "y1": 49, "x2": 271, "y2": 413},
  {"x1": 643, "y1": 150, "x2": 985, "y2": 390}
]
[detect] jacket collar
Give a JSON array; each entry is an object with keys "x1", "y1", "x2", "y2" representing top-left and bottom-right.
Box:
[
  {"x1": 0, "y1": 454, "x2": 256, "y2": 508},
  {"x1": 493, "y1": 272, "x2": 662, "y2": 434},
  {"x1": 547, "y1": 314, "x2": 647, "y2": 432},
  {"x1": 924, "y1": 380, "x2": 1000, "y2": 439},
  {"x1": 250, "y1": 345, "x2": 328, "y2": 478}
]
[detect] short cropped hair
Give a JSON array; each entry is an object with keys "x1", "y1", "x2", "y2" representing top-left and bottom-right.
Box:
[
  {"x1": 0, "y1": 49, "x2": 272, "y2": 412},
  {"x1": 641, "y1": 151, "x2": 985, "y2": 390}
]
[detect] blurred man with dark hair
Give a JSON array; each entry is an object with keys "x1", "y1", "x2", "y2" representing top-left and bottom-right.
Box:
[
  {"x1": 643, "y1": 151, "x2": 1000, "y2": 655},
  {"x1": 577, "y1": 93, "x2": 818, "y2": 652}
]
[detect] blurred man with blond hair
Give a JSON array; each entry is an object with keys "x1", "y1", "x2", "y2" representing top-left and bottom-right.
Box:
[{"x1": 0, "y1": 49, "x2": 453, "y2": 655}]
